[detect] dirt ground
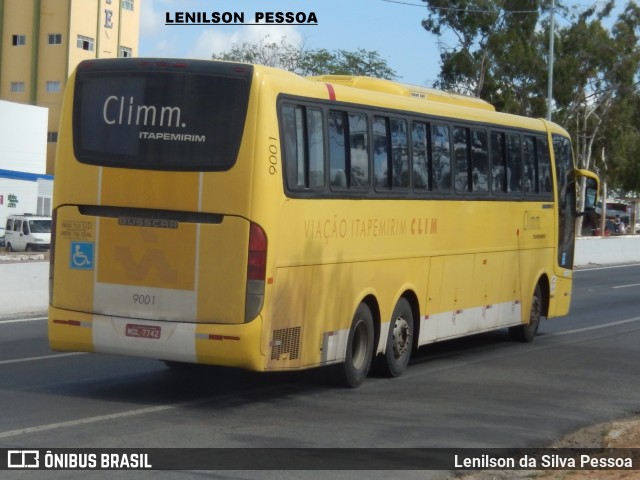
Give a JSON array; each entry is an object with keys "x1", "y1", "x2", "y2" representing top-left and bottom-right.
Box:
[{"x1": 459, "y1": 415, "x2": 640, "y2": 479}]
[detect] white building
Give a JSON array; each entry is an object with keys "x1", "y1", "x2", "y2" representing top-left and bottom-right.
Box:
[{"x1": 0, "y1": 100, "x2": 52, "y2": 238}]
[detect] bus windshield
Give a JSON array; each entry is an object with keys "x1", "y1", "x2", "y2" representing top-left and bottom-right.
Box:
[{"x1": 72, "y1": 59, "x2": 253, "y2": 171}]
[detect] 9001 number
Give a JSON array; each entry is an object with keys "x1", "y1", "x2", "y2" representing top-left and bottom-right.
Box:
[{"x1": 133, "y1": 294, "x2": 156, "y2": 305}]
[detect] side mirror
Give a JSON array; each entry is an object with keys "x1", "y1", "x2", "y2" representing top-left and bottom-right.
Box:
[
  {"x1": 583, "y1": 177, "x2": 598, "y2": 210},
  {"x1": 576, "y1": 169, "x2": 600, "y2": 212}
]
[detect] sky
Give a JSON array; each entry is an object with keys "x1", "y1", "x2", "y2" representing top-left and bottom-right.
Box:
[
  {"x1": 138, "y1": 0, "x2": 627, "y2": 88},
  {"x1": 138, "y1": 0, "x2": 444, "y2": 86}
]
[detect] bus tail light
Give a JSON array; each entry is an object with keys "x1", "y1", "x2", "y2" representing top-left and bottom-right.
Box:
[
  {"x1": 49, "y1": 208, "x2": 57, "y2": 305},
  {"x1": 245, "y1": 222, "x2": 267, "y2": 322}
]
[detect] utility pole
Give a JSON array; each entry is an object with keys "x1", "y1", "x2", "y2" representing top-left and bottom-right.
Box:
[{"x1": 547, "y1": 0, "x2": 555, "y2": 121}]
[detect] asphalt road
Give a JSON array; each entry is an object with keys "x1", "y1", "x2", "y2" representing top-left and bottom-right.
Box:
[{"x1": 1, "y1": 263, "x2": 639, "y2": 479}]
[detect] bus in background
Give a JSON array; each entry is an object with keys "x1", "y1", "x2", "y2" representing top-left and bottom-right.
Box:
[{"x1": 49, "y1": 59, "x2": 598, "y2": 387}]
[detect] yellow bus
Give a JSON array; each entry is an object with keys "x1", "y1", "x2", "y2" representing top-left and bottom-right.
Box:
[{"x1": 49, "y1": 59, "x2": 598, "y2": 387}]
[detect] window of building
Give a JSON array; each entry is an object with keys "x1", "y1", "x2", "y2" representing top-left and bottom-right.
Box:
[
  {"x1": 38, "y1": 197, "x2": 53, "y2": 217},
  {"x1": 46, "y1": 81, "x2": 61, "y2": 93},
  {"x1": 119, "y1": 46, "x2": 133, "y2": 58},
  {"x1": 48, "y1": 34, "x2": 62, "y2": 45},
  {"x1": 77, "y1": 35, "x2": 95, "y2": 51},
  {"x1": 10, "y1": 82, "x2": 25, "y2": 93},
  {"x1": 12, "y1": 35, "x2": 26, "y2": 46},
  {"x1": 122, "y1": 0, "x2": 135, "y2": 11},
  {"x1": 47, "y1": 132, "x2": 59, "y2": 143}
]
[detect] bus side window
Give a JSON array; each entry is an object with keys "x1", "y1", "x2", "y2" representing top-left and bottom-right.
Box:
[
  {"x1": 491, "y1": 131, "x2": 506, "y2": 193},
  {"x1": 282, "y1": 106, "x2": 326, "y2": 191},
  {"x1": 282, "y1": 106, "x2": 305, "y2": 190},
  {"x1": 453, "y1": 127, "x2": 471, "y2": 193},
  {"x1": 523, "y1": 136, "x2": 536, "y2": 194},
  {"x1": 307, "y1": 109, "x2": 325, "y2": 189},
  {"x1": 391, "y1": 119, "x2": 409, "y2": 189},
  {"x1": 373, "y1": 116, "x2": 390, "y2": 190},
  {"x1": 431, "y1": 124, "x2": 451, "y2": 191},
  {"x1": 349, "y1": 113, "x2": 369, "y2": 189},
  {"x1": 506, "y1": 134, "x2": 522, "y2": 193},
  {"x1": 537, "y1": 137, "x2": 552, "y2": 193},
  {"x1": 411, "y1": 122, "x2": 430, "y2": 191},
  {"x1": 329, "y1": 111, "x2": 348, "y2": 189},
  {"x1": 471, "y1": 129, "x2": 489, "y2": 193}
]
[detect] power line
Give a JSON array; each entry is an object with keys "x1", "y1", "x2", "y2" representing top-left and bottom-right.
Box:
[
  {"x1": 381, "y1": 0, "x2": 615, "y2": 16},
  {"x1": 381, "y1": 0, "x2": 539, "y2": 14}
]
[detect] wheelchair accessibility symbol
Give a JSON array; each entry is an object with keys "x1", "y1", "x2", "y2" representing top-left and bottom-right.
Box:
[{"x1": 70, "y1": 242, "x2": 95, "y2": 270}]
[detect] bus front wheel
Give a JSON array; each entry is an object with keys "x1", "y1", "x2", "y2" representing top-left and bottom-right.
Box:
[
  {"x1": 509, "y1": 284, "x2": 542, "y2": 342},
  {"x1": 332, "y1": 303, "x2": 374, "y2": 388}
]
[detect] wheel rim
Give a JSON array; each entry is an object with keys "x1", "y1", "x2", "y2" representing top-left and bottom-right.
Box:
[
  {"x1": 391, "y1": 316, "x2": 411, "y2": 359},
  {"x1": 351, "y1": 319, "x2": 370, "y2": 371}
]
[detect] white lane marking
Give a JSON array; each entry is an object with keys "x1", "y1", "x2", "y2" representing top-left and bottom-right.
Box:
[
  {"x1": 577, "y1": 263, "x2": 640, "y2": 272},
  {"x1": 0, "y1": 352, "x2": 85, "y2": 366},
  {"x1": 0, "y1": 389, "x2": 281, "y2": 440},
  {"x1": 0, "y1": 316, "x2": 47, "y2": 325},
  {"x1": 612, "y1": 283, "x2": 640, "y2": 289},
  {"x1": 545, "y1": 316, "x2": 640, "y2": 337},
  {"x1": 0, "y1": 403, "x2": 181, "y2": 439}
]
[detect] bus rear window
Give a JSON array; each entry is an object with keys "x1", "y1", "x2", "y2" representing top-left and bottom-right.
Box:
[{"x1": 72, "y1": 60, "x2": 253, "y2": 171}]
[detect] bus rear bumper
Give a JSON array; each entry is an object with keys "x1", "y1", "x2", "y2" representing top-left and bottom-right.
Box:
[{"x1": 48, "y1": 307, "x2": 266, "y2": 371}]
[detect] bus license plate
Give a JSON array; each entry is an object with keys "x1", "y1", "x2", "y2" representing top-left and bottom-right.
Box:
[{"x1": 126, "y1": 324, "x2": 161, "y2": 339}]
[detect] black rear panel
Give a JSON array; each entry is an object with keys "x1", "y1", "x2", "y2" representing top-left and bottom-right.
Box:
[{"x1": 73, "y1": 59, "x2": 253, "y2": 171}]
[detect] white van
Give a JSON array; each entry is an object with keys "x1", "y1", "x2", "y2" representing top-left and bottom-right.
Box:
[{"x1": 4, "y1": 215, "x2": 52, "y2": 252}]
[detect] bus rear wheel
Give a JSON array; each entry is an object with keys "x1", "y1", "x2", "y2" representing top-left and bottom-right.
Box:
[
  {"x1": 509, "y1": 284, "x2": 542, "y2": 342},
  {"x1": 376, "y1": 297, "x2": 413, "y2": 377},
  {"x1": 331, "y1": 303, "x2": 374, "y2": 388}
]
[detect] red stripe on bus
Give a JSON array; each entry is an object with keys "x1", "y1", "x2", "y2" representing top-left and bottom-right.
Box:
[
  {"x1": 208, "y1": 335, "x2": 240, "y2": 341},
  {"x1": 53, "y1": 319, "x2": 81, "y2": 326},
  {"x1": 325, "y1": 83, "x2": 336, "y2": 101}
]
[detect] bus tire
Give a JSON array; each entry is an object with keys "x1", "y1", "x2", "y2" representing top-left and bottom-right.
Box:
[
  {"x1": 6, "y1": 243, "x2": 13, "y2": 252},
  {"x1": 509, "y1": 284, "x2": 542, "y2": 343},
  {"x1": 332, "y1": 303, "x2": 374, "y2": 388},
  {"x1": 376, "y1": 297, "x2": 413, "y2": 377}
]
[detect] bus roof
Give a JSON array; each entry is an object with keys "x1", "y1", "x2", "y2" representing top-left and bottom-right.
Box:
[{"x1": 307, "y1": 75, "x2": 496, "y2": 112}]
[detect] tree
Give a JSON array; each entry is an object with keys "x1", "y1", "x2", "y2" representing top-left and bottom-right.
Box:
[
  {"x1": 211, "y1": 36, "x2": 397, "y2": 79},
  {"x1": 421, "y1": 0, "x2": 640, "y2": 195},
  {"x1": 589, "y1": 3, "x2": 640, "y2": 194},
  {"x1": 552, "y1": 1, "x2": 640, "y2": 201},
  {"x1": 421, "y1": 0, "x2": 550, "y2": 116}
]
